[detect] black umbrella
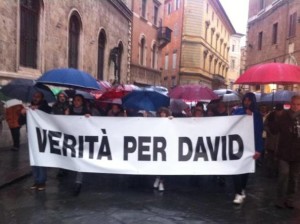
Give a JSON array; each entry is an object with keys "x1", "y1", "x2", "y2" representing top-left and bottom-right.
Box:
[{"x1": 0, "y1": 78, "x2": 56, "y2": 103}]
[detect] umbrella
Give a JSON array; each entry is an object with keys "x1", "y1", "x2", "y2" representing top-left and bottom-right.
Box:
[
  {"x1": 235, "y1": 63, "x2": 300, "y2": 84},
  {"x1": 122, "y1": 89, "x2": 170, "y2": 111},
  {"x1": 146, "y1": 85, "x2": 169, "y2": 95},
  {"x1": 253, "y1": 92, "x2": 262, "y2": 102},
  {"x1": 221, "y1": 93, "x2": 241, "y2": 103},
  {"x1": 169, "y1": 85, "x2": 219, "y2": 101},
  {"x1": 169, "y1": 99, "x2": 189, "y2": 114},
  {"x1": 36, "y1": 68, "x2": 101, "y2": 90},
  {"x1": 4, "y1": 99, "x2": 23, "y2": 108},
  {"x1": 99, "y1": 84, "x2": 139, "y2": 101},
  {"x1": 64, "y1": 89, "x2": 95, "y2": 100},
  {"x1": 260, "y1": 90, "x2": 297, "y2": 103},
  {"x1": 213, "y1": 89, "x2": 241, "y2": 103},
  {"x1": 0, "y1": 78, "x2": 56, "y2": 102}
]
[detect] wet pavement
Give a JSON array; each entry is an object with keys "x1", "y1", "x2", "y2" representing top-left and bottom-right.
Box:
[{"x1": 0, "y1": 142, "x2": 300, "y2": 223}]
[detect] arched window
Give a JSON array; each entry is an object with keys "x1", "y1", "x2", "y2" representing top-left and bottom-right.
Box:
[
  {"x1": 152, "y1": 43, "x2": 157, "y2": 69},
  {"x1": 20, "y1": 0, "x2": 40, "y2": 68},
  {"x1": 140, "y1": 37, "x2": 145, "y2": 65},
  {"x1": 68, "y1": 14, "x2": 81, "y2": 68},
  {"x1": 117, "y1": 42, "x2": 123, "y2": 82},
  {"x1": 97, "y1": 30, "x2": 106, "y2": 80}
]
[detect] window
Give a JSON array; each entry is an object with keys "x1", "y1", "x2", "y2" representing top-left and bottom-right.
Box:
[
  {"x1": 153, "y1": 5, "x2": 158, "y2": 26},
  {"x1": 212, "y1": 12, "x2": 214, "y2": 21},
  {"x1": 20, "y1": 0, "x2": 40, "y2": 68},
  {"x1": 258, "y1": 31, "x2": 263, "y2": 50},
  {"x1": 68, "y1": 14, "x2": 81, "y2": 68},
  {"x1": 141, "y1": 0, "x2": 147, "y2": 18},
  {"x1": 171, "y1": 76, "x2": 176, "y2": 87},
  {"x1": 232, "y1": 44, "x2": 235, "y2": 52},
  {"x1": 140, "y1": 37, "x2": 145, "y2": 65},
  {"x1": 206, "y1": 3, "x2": 209, "y2": 14},
  {"x1": 272, "y1": 23, "x2": 278, "y2": 44},
  {"x1": 175, "y1": 0, "x2": 180, "y2": 10},
  {"x1": 288, "y1": 13, "x2": 297, "y2": 38},
  {"x1": 165, "y1": 54, "x2": 169, "y2": 70},
  {"x1": 167, "y1": 3, "x2": 171, "y2": 15},
  {"x1": 172, "y1": 52, "x2": 177, "y2": 69},
  {"x1": 259, "y1": 0, "x2": 265, "y2": 10},
  {"x1": 97, "y1": 30, "x2": 106, "y2": 80},
  {"x1": 152, "y1": 43, "x2": 157, "y2": 69},
  {"x1": 230, "y1": 59, "x2": 235, "y2": 69}
]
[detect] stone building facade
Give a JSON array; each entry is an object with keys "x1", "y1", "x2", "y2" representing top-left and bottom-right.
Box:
[
  {"x1": 161, "y1": 0, "x2": 236, "y2": 89},
  {"x1": 246, "y1": 0, "x2": 300, "y2": 92},
  {"x1": 0, "y1": 0, "x2": 132, "y2": 86},
  {"x1": 227, "y1": 33, "x2": 244, "y2": 90}
]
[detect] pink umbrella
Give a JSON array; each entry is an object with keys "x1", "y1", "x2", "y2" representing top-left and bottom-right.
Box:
[
  {"x1": 169, "y1": 85, "x2": 218, "y2": 101},
  {"x1": 235, "y1": 63, "x2": 300, "y2": 84}
]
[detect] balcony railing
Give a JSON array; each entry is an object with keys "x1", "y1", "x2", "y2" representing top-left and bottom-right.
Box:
[{"x1": 157, "y1": 27, "x2": 172, "y2": 48}]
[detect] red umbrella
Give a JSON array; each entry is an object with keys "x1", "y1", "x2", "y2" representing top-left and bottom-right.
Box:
[
  {"x1": 169, "y1": 85, "x2": 218, "y2": 101},
  {"x1": 235, "y1": 63, "x2": 300, "y2": 84},
  {"x1": 99, "y1": 84, "x2": 140, "y2": 101}
]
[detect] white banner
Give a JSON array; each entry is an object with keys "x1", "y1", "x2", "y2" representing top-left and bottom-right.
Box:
[{"x1": 27, "y1": 110, "x2": 255, "y2": 175}]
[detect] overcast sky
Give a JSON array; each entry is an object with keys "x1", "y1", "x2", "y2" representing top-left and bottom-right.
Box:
[{"x1": 219, "y1": 0, "x2": 249, "y2": 35}]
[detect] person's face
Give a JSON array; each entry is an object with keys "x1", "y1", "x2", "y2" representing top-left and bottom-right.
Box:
[
  {"x1": 58, "y1": 94, "x2": 66, "y2": 103},
  {"x1": 32, "y1": 92, "x2": 43, "y2": 105},
  {"x1": 160, "y1": 112, "x2": 167, "y2": 117},
  {"x1": 291, "y1": 98, "x2": 300, "y2": 112},
  {"x1": 112, "y1": 104, "x2": 120, "y2": 113},
  {"x1": 194, "y1": 109, "x2": 203, "y2": 117},
  {"x1": 243, "y1": 97, "x2": 252, "y2": 108},
  {"x1": 218, "y1": 103, "x2": 226, "y2": 113},
  {"x1": 73, "y1": 96, "x2": 83, "y2": 108}
]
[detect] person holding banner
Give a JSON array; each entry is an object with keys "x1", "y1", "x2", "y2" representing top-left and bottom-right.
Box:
[
  {"x1": 232, "y1": 92, "x2": 263, "y2": 204},
  {"x1": 52, "y1": 91, "x2": 70, "y2": 178},
  {"x1": 66, "y1": 94, "x2": 91, "y2": 196},
  {"x1": 153, "y1": 107, "x2": 172, "y2": 192},
  {"x1": 20, "y1": 91, "x2": 52, "y2": 191},
  {"x1": 270, "y1": 95, "x2": 300, "y2": 209}
]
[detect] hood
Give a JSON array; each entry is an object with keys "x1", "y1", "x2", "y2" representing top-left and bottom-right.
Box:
[{"x1": 242, "y1": 92, "x2": 258, "y2": 112}]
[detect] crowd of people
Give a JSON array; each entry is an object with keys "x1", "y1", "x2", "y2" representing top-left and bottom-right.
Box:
[{"x1": 1, "y1": 89, "x2": 300, "y2": 208}]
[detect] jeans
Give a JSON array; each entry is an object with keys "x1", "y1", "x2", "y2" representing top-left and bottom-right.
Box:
[
  {"x1": 75, "y1": 172, "x2": 83, "y2": 184},
  {"x1": 233, "y1": 173, "x2": 249, "y2": 195},
  {"x1": 10, "y1": 127, "x2": 20, "y2": 148},
  {"x1": 32, "y1": 166, "x2": 47, "y2": 184},
  {"x1": 277, "y1": 160, "x2": 300, "y2": 203}
]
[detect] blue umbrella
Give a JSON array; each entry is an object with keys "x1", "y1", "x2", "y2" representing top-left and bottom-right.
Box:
[
  {"x1": 122, "y1": 89, "x2": 170, "y2": 111},
  {"x1": 260, "y1": 90, "x2": 297, "y2": 103},
  {"x1": 0, "y1": 78, "x2": 56, "y2": 103},
  {"x1": 36, "y1": 68, "x2": 101, "y2": 90}
]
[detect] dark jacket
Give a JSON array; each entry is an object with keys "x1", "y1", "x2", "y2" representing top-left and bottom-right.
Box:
[
  {"x1": 18, "y1": 100, "x2": 51, "y2": 126},
  {"x1": 232, "y1": 92, "x2": 264, "y2": 153},
  {"x1": 52, "y1": 102, "x2": 69, "y2": 115},
  {"x1": 270, "y1": 110, "x2": 300, "y2": 161},
  {"x1": 69, "y1": 106, "x2": 90, "y2": 116}
]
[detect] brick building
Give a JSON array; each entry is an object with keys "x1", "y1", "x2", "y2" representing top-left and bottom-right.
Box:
[
  {"x1": 0, "y1": 0, "x2": 132, "y2": 86},
  {"x1": 161, "y1": 0, "x2": 236, "y2": 89},
  {"x1": 129, "y1": 0, "x2": 170, "y2": 86},
  {"x1": 246, "y1": 0, "x2": 300, "y2": 92}
]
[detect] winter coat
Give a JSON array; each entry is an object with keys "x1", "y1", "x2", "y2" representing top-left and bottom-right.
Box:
[
  {"x1": 270, "y1": 110, "x2": 300, "y2": 162},
  {"x1": 232, "y1": 92, "x2": 264, "y2": 153},
  {"x1": 5, "y1": 105, "x2": 24, "y2": 129}
]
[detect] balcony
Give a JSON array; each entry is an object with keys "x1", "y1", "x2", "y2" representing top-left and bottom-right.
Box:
[{"x1": 157, "y1": 27, "x2": 172, "y2": 48}]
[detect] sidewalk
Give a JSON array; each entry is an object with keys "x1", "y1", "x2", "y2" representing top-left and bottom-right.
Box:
[{"x1": 0, "y1": 122, "x2": 31, "y2": 188}]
